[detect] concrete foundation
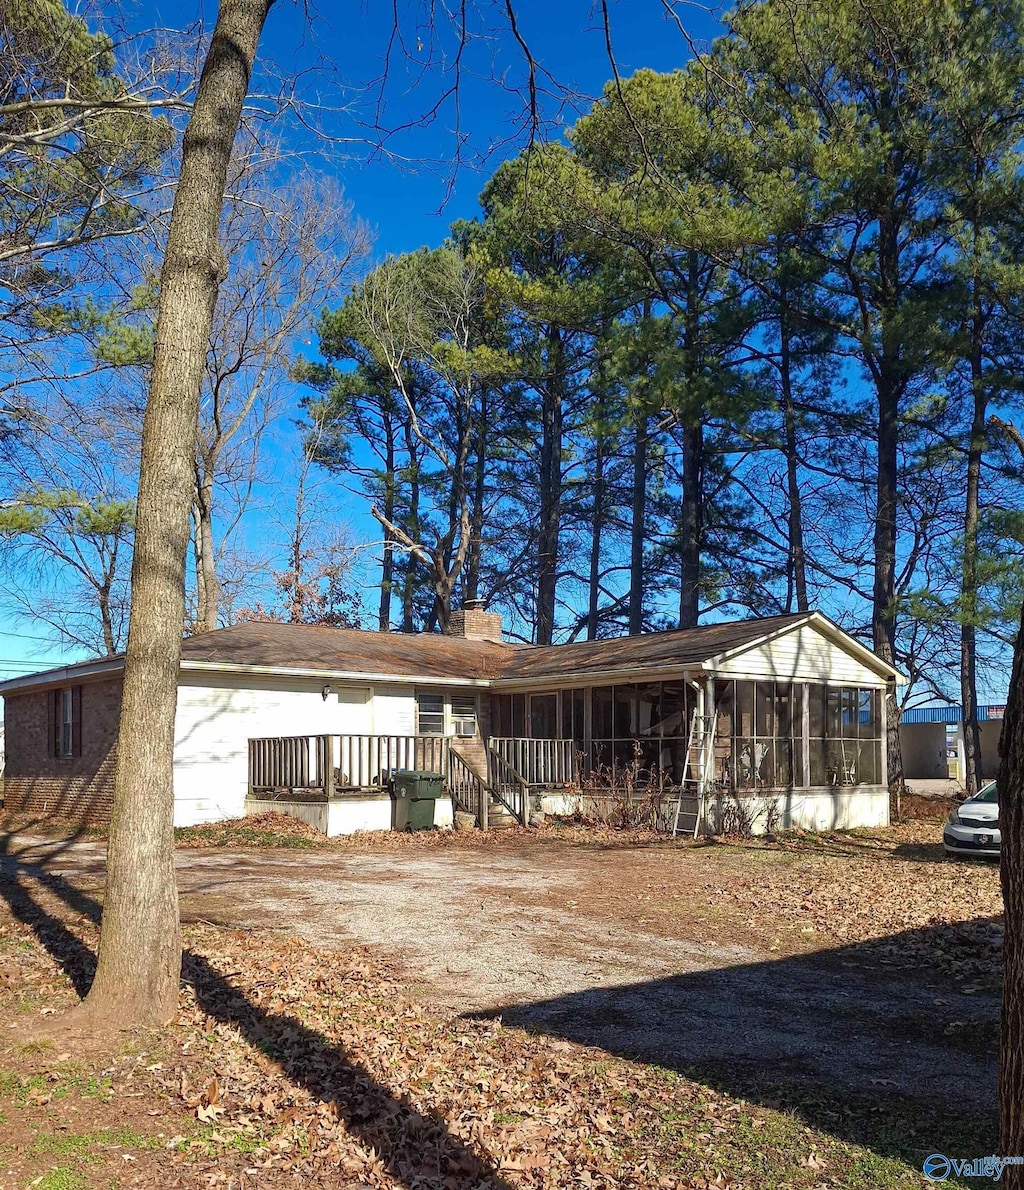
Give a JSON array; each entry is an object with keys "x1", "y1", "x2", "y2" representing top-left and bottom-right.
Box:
[{"x1": 245, "y1": 793, "x2": 453, "y2": 835}]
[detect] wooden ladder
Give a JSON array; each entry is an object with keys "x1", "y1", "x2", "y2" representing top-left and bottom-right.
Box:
[{"x1": 672, "y1": 709, "x2": 715, "y2": 838}]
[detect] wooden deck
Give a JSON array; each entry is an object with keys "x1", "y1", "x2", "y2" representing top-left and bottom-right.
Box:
[
  {"x1": 248, "y1": 734, "x2": 450, "y2": 797},
  {"x1": 247, "y1": 733, "x2": 578, "y2": 829}
]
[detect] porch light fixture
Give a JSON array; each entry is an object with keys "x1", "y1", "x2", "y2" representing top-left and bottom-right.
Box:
[{"x1": 321, "y1": 684, "x2": 332, "y2": 701}]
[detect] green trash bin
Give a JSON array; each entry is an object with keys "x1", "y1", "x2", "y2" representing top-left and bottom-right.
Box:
[{"x1": 392, "y1": 770, "x2": 444, "y2": 830}]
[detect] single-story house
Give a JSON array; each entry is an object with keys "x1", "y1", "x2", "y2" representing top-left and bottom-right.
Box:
[{"x1": 0, "y1": 606, "x2": 899, "y2": 835}]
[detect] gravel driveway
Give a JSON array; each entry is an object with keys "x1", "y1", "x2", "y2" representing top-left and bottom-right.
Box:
[{"x1": 1, "y1": 832, "x2": 999, "y2": 1113}]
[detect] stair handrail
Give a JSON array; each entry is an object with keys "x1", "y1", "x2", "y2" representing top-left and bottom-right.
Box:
[
  {"x1": 447, "y1": 749, "x2": 488, "y2": 828},
  {"x1": 486, "y1": 745, "x2": 530, "y2": 826}
]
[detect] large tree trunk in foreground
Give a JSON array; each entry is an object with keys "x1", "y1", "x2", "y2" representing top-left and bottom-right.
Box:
[
  {"x1": 999, "y1": 600, "x2": 1024, "y2": 1184},
  {"x1": 82, "y1": 0, "x2": 273, "y2": 1028}
]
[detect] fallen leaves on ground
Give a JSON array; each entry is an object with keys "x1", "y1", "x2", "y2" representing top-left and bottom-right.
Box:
[
  {"x1": 0, "y1": 864, "x2": 981, "y2": 1190},
  {"x1": 720, "y1": 819, "x2": 1002, "y2": 988}
]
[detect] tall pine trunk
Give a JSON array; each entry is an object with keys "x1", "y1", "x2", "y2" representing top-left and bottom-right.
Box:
[
  {"x1": 779, "y1": 295, "x2": 808, "y2": 613},
  {"x1": 587, "y1": 434, "x2": 605, "y2": 641},
  {"x1": 874, "y1": 374, "x2": 906, "y2": 802},
  {"x1": 81, "y1": 0, "x2": 273, "y2": 1027},
  {"x1": 679, "y1": 418, "x2": 703, "y2": 629},
  {"x1": 464, "y1": 386, "x2": 488, "y2": 604},
  {"x1": 678, "y1": 251, "x2": 702, "y2": 629},
  {"x1": 961, "y1": 290, "x2": 987, "y2": 797},
  {"x1": 628, "y1": 413, "x2": 647, "y2": 634},
  {"x1": 873, "y1": 213, "x2": 907, "y2": 806},
  {"x1": 378, "y1": 421, "x2": 396, "y2": 631},
  {"x1": 536, "y1": 324, "x2": 564, "y2": 646}
]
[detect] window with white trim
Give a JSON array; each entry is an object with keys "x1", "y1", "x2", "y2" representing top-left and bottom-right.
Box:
[
  {"x1": 415, "y1": 692, "x2": 445, "y2": 736},
  {"x1": 450, "y1": 694, "x2": 477, "y2": 736},
  {"x1": 52, "y1": 686, "x2": 81, "y2": 759}
]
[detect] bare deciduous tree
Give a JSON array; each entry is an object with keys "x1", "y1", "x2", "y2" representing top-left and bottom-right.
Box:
[{"x1": 193, "y1": 163, "x2": 370, "y2": 632}]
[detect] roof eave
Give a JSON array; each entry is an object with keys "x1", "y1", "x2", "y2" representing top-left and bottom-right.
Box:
[
  {"x1": 0, "y1": 656, "x2": 125, "y2": 696},
  {"x1": 492, "y1": 662, "x2": 706, "y2": 691},
  {"x1": 179, "y1": 659, "x2": 496, "y2": 687}
]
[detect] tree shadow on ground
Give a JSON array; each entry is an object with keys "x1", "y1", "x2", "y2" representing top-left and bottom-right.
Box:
[
  {"x1": 0, "y1": 828, "x2": 512, "y2": 1190},
  {"x1": 891, "y1": 840, "x2": 1000, "y2": 866},
  {"x1": 470, "y1": 919, "x2": 1001, "y2": 1178}
]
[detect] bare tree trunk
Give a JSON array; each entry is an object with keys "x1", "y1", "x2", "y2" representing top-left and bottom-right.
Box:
[
  {"x1": 873, "y1": 215, "x2": 906, "y2": 806},
  {"x1": 628, "y1": 412, "x2": 647, "y2": 635},
  {"x1": 962, "y1": 293, "x2": 987, "y2": 797},
  {"x1": 1000, "y1": 599, "x2": 1024, "y2": 1184},
  {"x1": 464, "y1": 385, "x2": 488, "y2": 603},
  {"x1": 378, "y1": 422, "x2": 396, "y2": 631},
  {"x1": 194, "y1": 463, "x2": 219, "y2": 633},
  {"x1": 536, "y1": 324, "x2": 564, "y2": 646},
  {"x1": 81, "y1": 0, "x2": 272, "y2": 1028},
  {"x1": 402, "y1": 424, "x2": 420, "y2": 633},
  {"x1": 587, "y1": 434, "x2": 605, "y2": 641},
  {"x1": 679, "y1": 417, "x2": 702, "y2": 629},
  {"x1": 287, "y1": 442, "x2": 315, "y2": 624},
  {"x1": 678, "y1": 251, "x2": 702, "y2": 630},
  {"x1": 779, "y1": 298, "x2": 808, "y2": 613}
]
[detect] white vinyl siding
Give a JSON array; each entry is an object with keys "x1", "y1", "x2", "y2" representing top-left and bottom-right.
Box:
[
  {"x1": 172, "y1": 676, "x2": 414, "y2": 825},
  {"x1": 711, "y1": 623, "x2": 887, "y2": 687}
]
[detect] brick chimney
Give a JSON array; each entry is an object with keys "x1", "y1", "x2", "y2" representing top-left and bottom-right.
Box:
[{"x1": 444, "y1": 599, "x2": 503, "y2": 643}]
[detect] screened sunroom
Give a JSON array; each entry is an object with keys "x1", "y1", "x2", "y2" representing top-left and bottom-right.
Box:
[{"x1": 491, "y1": 678, "x2": 885, "y2": 794}]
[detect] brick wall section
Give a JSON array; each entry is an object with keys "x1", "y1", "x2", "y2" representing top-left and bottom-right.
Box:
[
  {"x1": 451, "y1": 695, "x2": 493, "y2": 783},
  {"x1": 444, "y1": 608, "x2": 503, "y2": 643},
  {"x1": 1, "y1": 676, "x2": 123, "y2": 826}
]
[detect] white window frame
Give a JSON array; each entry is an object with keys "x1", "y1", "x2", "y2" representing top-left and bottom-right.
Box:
[
  {"x1": 415, "y1": 691, "x2": 446, "y2": 736},
  {"x1": 415, "y1": 690, "x2": 478, "y2": 737},
  {"x1": 59, "y1": 688, "x2": 74, "y2": 759}
]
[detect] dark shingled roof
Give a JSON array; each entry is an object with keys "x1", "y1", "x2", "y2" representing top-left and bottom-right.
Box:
[
  {"x1": 496, "y1": 612, "x2": 811, "y2": 681},
  {"x1": 178, "y1": 612, "x2": 814, "y2": 683},
  {"x1": 180, "y1": 621, "x2": 517, "y2": 680}
]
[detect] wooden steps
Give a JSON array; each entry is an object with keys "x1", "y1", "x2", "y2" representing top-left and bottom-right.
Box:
[{"x1": 485, "y1": 799, "x2": 518, "y2": 830}]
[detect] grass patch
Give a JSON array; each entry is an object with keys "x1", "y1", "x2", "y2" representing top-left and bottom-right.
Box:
[
  {"x1": 174, "y1": 823, "x2": 318, "y2": 849},
  {"x1": 178, "y1": 1123, "x2": 271, "y2": 1158},
  {"x1": 649, "y1": 1068, "x2": 997, "y2": 1190},
  {"x1": 0, "y1": 1067, "x2": 113, "y2": 1108},
  {"x1": 29, "y1": 1128, "x2": 153, "y2": 1159},
  {"x1": 29, "y1": 1166, "x2": 89, "y2": 1190}
]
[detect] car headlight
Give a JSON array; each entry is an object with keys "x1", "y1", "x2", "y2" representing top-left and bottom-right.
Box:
[{"x1": 948, "y1": 808, "x2": 961, "y2": 825}]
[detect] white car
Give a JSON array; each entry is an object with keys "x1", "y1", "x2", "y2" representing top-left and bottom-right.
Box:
[{"x1": 944, "y1": 782, "x2": 1000, "y2": 858}]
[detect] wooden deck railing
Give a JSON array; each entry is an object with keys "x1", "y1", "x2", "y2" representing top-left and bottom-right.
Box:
[
  {"x1": 490, "y1": 737, "x2": 576, "y2": 787},
  {"x1": 249, "y1": 734, "x2": 451, "y2": 795}
]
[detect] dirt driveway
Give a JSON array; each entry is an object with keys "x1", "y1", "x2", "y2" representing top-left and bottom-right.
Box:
[{"x1": 2, "y1": 826, "x2": 1001, "y2": 1115}]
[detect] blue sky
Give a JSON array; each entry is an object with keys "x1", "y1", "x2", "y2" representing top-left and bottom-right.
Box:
[
  {"x1": 1, "y1": 1, "x2": 720, "y2": 679},
  {"x1": 2, "y1": 3, "x2": 1004, "y2": 704}
]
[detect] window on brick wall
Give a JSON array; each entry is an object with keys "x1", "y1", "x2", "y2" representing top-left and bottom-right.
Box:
[{"x1": 52, "y1": 686, "x2": 82, "y2": 759}]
